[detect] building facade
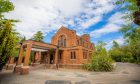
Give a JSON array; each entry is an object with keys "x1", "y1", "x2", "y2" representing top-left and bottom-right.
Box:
[
  {"x1": 51, "y1": 26, "x2": 95, "y2": 67},
  {"x1": 7, "y1": 26, "x2": 95, "y2": 74}
]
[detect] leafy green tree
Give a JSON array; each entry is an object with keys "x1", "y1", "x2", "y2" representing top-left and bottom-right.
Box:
[
  {"x1": 0, "y1": 0, "x2": 20, "y2": 71},
  {"x1": 109, "y1": 41, "x2": 122, "y2": 62},
  {"x1": 96, "y1": 41, "x2": 107, "y2": 56},
  {"x1": 0, "y1": 20, "x2": 19, "y2": 71},
  {"x1": 109, "y1": 49, "x2": 123, "y2": 62},
  {"x1": 0, "y1": 0, "x2": 14, "y2": 19},
  {"x1": 116, "y1": 0, "x2": 139, "y2": 11},
  {"x1": 120, "y1": 25, "x2": 140, "y2": 63},
  {"x1": 109, "y1": 44, "x2": 134, "y2": 62},
  {"x1": 116, "y1": 0, "x2": 140, "y2": 25},
  {"x1": 112, "y1": 41, "x2": 120, "y2": 49},
  {"x1": 31, "y1": 31, "x2": 44, "y2": 42},
  {"x1": 114, "y1": 0, "x2": 140, "y2": 63}
]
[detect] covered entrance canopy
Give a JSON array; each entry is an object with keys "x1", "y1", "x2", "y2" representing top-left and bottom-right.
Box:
[
  {"x1": 31, "y1": 48, "x2": 48, "y2": 52},
  {"x1": 15, "y1": 40, "x2": 59, "y2": 75}
]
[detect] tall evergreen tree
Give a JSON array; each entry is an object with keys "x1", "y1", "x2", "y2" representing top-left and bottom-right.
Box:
[
  {"x1": 0, "y1": 0, "x2": 19, "y2": 71},
  {"x1": 0, "y1": 20, "x2": 19, "y2": 71},
  {"x1": 20, "y1": 36, "x2": 26, "y2": 43},
  {"x1": 112, "y1": 41, "x2": 120, "y2": 49},
  {"x1": 31, "y1": 31, "x2": 44, "y2": 42}
]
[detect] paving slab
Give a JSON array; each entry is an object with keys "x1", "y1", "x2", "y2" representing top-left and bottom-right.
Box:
[{"x1": 45, "y1": 80, "x2": 71, "y2": 84}]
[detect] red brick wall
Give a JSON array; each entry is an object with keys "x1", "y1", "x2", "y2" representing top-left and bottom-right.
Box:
[
  {"x1": 51, "y1": 26, "x2": 95, "y2": 64},
  {"x1": 51, "y1": 26, "x2": 77, "y2": 47}
]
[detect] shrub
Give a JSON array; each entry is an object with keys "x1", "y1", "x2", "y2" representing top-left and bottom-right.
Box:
[
  {"x1": 109, "y1": 48, "x2": 134, "y2": 63},
  {"x1": 84, "y1": 55, "x2": 114, "y2": 72},
  {"x1": 129, "y1": 58, "x2": 135, "y2": 63},
  {"x1": 84, "y1": 41, "x2": 115, "y2": 72},
  {"x1": 121, "y1": 52, "x2": 133, "y2": 62},
  {"x1": 109, "y1": 49, "x2": 123, "y2": 62}
]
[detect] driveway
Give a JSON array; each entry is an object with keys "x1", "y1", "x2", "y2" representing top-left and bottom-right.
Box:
[{"x1": 0, "y1": 62, "x2": 140, "y2": 84}]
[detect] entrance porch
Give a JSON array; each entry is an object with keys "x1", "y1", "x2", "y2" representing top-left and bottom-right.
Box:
[{"x1": 14, "y1": 40, "x2": 59, "y2": 75}]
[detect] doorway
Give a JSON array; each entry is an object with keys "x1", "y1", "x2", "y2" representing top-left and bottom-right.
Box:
[{"x1": 50, "y1": 54, "x2": 54, "y2": 64}]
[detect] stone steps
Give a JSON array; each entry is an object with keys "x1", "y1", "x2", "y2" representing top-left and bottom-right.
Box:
[{"x1": 30, "y1": 64, "x2": 56, "y2": 70}]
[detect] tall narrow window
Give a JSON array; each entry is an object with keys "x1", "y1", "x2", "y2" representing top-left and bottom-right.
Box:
[
  {"x1": 85, "y1": 52, "x2": 87, "y2": 59},
  {"x1": 58, "y1": 35, "x2": 66, "y2": 47},
  {"x1": 74, "y1": 52, "x2": 76, "y2": 59},
  {"x1": 70, "y1": 52, "x2": 73, "y2": 59},
  {"x1": 83, "y1": 52, "x2": 87, "y2": 59},
  {"x1": 70, "y1": 51, "x2": 76, "y2": 59},
  {"x1": 59, "y1": 52, "x2": 62, "y2": 59}
]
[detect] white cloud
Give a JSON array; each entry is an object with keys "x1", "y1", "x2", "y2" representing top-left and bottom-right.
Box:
[
  {"x1": 90, "y1": 24, "x2": 121, "y2": 38},
  {"x1": 5, "y1": 0, "x2": 115, "y2": 39},
  {"x1": 109, "y1": 12, "x2": 125, "y2": 25},
  {"x1": 79, "y1": 0, "x2": 115, "y2": 29},
  {"x1": 90, "y1": 12, "x2": 125, "y2": 38},
  {"x1": 81, "y1": 16, "x2": 102, "y2": 29}
]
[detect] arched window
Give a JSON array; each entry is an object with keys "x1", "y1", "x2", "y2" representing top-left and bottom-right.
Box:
[{"x1": 58, "y1": 35, "x2": 66, "y2": 47}]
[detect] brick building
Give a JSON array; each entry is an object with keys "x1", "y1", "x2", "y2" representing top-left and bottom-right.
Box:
[
  {"x1": 51, "y1": 26, "x2": 96, "y2": 67},
  {"x1": 7, "y1": 26, "x2": 95, "y2": 74}
]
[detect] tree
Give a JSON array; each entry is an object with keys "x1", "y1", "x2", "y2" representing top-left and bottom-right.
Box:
[
  {"x1": 0, "y1": 0, "x2": 14, "y2": 19},
  {"x1": 112, "y1": 41, "x2": 120, "y2": 49},
  {"x1": 0, "y1": 20, "x2": 19, "y2": 71},
  {"x1": 116, "y1": 0, "x2": 140, "y2": 25},
  {"x1": 114, "y1": 0, "x2": 140, "y2": 63},
  {"x1": 96, "y1": 41, "x2": 107, "y2": 55},
  {"x1": 0, "y1": 0, "x2": 19, "y2": 71},
  {"x1": 20, "y1": 36, "x2": 26, "y2": 43},
  {"x1": 108, "y1": 25, "x2": 140, "y2": 63},
  {"x1": 120, "y1": 25, "x2": 140, "y2": 63},
  {"x1": 31, "y1": 31, "x2": 44, "y2": 42}
]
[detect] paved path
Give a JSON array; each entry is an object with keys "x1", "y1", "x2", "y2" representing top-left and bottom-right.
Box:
[{"x1": 0, "y1": 62, "x2": 140, "y2": 84}]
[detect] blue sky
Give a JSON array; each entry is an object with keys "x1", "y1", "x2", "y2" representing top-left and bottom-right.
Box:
[{"x1": 6, "y1": 0, "x2": 125, "y2": 49}]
